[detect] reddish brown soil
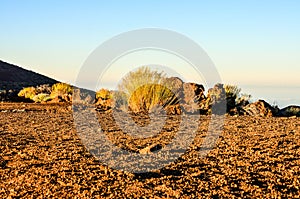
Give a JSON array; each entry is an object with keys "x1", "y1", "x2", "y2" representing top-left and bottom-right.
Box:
[{"x1": 1, "y1": 103, "x2": 300, "y2": 198}]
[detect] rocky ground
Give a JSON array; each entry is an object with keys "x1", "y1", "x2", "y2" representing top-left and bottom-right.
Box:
[{"x1": 1, "y1": 103, "x2": 300, "y2": 198}]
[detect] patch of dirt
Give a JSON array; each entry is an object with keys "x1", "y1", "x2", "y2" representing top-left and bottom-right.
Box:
[{"x1": 1, "y1": 103, "x2": 300, "y2": 198}]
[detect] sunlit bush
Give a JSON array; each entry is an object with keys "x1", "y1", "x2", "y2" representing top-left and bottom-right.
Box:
[
  {"x1": 95, "y1": 88, "x2": 112, "y2": 100},
  {"x1": 18, "y1": 83, "x2": 73, "y2": 103},
  {"x1": 117, "y1": 66, "x2": 178, "y2": 112},
  {"x1": 95, "y1": 88, "x2": 113, "y2": 110},
  {"x1": 128, "y1": 84, "x2": 176, "y2": 112},
  {"x1": 18, "y1": 87, "x2": 36, "y2": 100},
  {"x1": 50, "y1": 82, "x2": 73, "y2": 98},
  {"x1": 32, "y1": 93, "x2": 52, "y2": 103},
  {"x1": 224, "y1": 84, "x2": 241, "y2": 99}
]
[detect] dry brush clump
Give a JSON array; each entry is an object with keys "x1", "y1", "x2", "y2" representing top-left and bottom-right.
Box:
[
  {"x1": 17, "y1": 86, "x2": 37, "y2": 100},
  {"x1": 18, "y1": 83, "x2": 73, "y2": 103},
  {"x1": 129, "y1": 84, "x2": 178, "y2": 113},
  {"x1": 115, "y1": 66, "x2": 179, "y2": 113},
  {"x1": 95, "y1": 67, "x2": 254, "y2": 116},
  {"x1": 32, "y1": 93, "x2": 53, "y2": 103},
  {"x1": 95, "y1": 88, "x2": 114, "y2": 111},
  {"x1": 50, "y1": 82, "x2": 73, "y2": 100}
]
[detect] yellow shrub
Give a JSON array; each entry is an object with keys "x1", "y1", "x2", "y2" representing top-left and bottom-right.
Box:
[
  {"x1": 95, "y1": 88, "x2": 112, "y2": 100},
  {"x1": 18, "y1": 87, "x2": 36, "y2": 100},
  {"x1": 118, "y1": 66, "x2": 166, "y2": 96},
  {"x1": 50, "y1": 82, "x2": 73, "y2": 98},
  {"x1": 117, "y1": 66, "x2": 180, "y2": 112},
  {"x1": 32, "y1": 93, "x2": 52, "y2": 103},
  {"x1": 128, "y1": 84, "x2": 176, "y2": 112}
]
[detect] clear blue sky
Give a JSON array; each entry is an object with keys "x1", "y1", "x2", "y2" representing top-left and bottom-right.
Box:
[{"x1": 1, "y1": 1, "x2": 299, "y2": 107}]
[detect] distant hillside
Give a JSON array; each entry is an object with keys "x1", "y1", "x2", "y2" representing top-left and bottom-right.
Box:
[{"x1": 0, "y1": 60, "x2": 58, "y2": 91}]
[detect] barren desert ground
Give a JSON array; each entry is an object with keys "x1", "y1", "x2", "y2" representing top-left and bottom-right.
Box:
[{"x1": 1, "y1": 103, "x2": 300, "y2": 198}]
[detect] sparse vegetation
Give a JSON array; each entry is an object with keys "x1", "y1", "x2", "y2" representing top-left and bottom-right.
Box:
[
  {"x1": 95, "y1": 88, "x2": 113, "y2": 110},
  {"x1": 206, "y1": 84, "x2": 251, "y2": 114},
  {"x1": 50, "y1": 82, "x2": 73, "y2": 98},
  {"x1": 17, "y1": 83, "x2": 73, "y2": 103},
  {"x1": 18, "y1": 87, "x2": 36, "y2": 101},
  {"x1": 96, "y1": 88, "x2": 112, "y2": 100},
  {"x1": 224, "y1": 84, "x2": 241, "y2": 99},
  {"x1": 117, "y1": 66, "x2": 178, "y2": 112},
  {"x1": 32, "y1": 93, "x2": 52, "y2": 103},
  {"x1": 207, "y1": 83, "x2": 226, "y2": 104},
  {"x1": 128, "y1": 84, "x2": 177, "y2": 112},
  {"x1": 118, "y1": 66, "x2": 166, "y2": 96}
]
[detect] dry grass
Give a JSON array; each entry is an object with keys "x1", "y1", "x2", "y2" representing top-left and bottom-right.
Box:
[
  {"x1": 117, "y1": 66, "x2": 178, "y2": 113},
  {"x1": 50, "y1": 83, "x2": 73, "y2": 98}
]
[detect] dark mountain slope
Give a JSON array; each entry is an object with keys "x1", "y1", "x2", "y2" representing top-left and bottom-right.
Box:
[{"x1": 0, "y1": 60, "x2": 58, "y2": 91}]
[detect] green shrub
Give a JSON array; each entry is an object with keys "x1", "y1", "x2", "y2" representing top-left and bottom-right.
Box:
[
  {"x1": 18, "y1": 87, "x2": 36, "y2": 100},
  {"x1": 117, "y1": 66, "x2": 177, "y2": 112},
  {"x1": 32, "y1": 93, "x2": 52, "y2": 103}
]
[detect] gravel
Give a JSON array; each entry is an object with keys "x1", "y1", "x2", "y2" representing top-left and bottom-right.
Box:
[{"x1": 0, "y1": 103, "x2": 300, "y2": 198}]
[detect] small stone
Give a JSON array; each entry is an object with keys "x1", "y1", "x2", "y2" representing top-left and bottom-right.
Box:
[{"x1": 139, "y1": 144, "x2": 163, "y2": 154}]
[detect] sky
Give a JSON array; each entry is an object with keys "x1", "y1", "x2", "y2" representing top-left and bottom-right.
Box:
[{"x1": 0, "y1": 0, "x2": 299, "y2": 107}]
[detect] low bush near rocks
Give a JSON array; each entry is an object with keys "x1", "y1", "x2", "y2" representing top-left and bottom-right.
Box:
[
  {"x1": 117, "y1": 66, "x2": 178, "y2": 113},
  {"x1": 236, "y1": 93, "x2": 251, "y2": 106},
  {"x1": 224, "y1": 84, "x2": 241, "y2": 99},
  {"x1": 18, "y1": 83, "x2": 73, "y2": 103},
  {"x1": 50, "y1": 83, "x2": 73, "y2": 98},
  {"x1": 95, "y1": 89, "x2": 113, "y2": 111},
  {"x1": 96, "y1": 88, "x2": 112, "y2": 100},
  {"x1": 32, "y1": 93, "x2": 52, "y2": 103},
  {"x1": 18, "y1": 87, "x2": 36, "y2": 100},
  {"x1": 129, "y1": 84, "x2": 177, "y2": 113},
  {"x1": 49, "y1": 83, "x2": 73, "y2": 102}
]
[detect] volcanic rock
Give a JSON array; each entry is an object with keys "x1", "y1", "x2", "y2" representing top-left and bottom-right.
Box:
[
  {"x1": 183, "y1": 82, "x2": 205, "y2": 104},
  {"x1": 242, "y1": 99, "x2": 278, "y2": 117},
  {"x1": 278, "y1": 105, "x2": 300, "y2": 117},
  {"x1": 139, "y1": 144, "x2": 163, "y2": 154},
  {"x1": 181, "y1": 82, "x2": 206, "y2": 114}
]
